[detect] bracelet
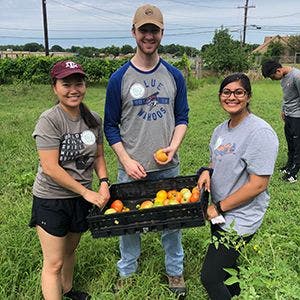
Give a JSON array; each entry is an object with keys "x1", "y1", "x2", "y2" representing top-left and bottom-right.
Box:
[
  {"x1": 196, "y1": 167, "x2": 213, "y2": 177},
  {"x1": 214, "y1": 201, "x2": 225, "y2": 215},
  {"x1": 99, "y1": 177, "x2": 110, "y2": 186}
]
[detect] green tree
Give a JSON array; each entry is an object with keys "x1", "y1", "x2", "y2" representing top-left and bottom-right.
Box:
[
  {"x1": 50, "y1": 45, "x2": 65, "y2": 52},
  {"x1": 287, "y1": 35, "x2": 300, "y2": 52},
  {"x1": 103, "y1": 45, "x2": 120, "y2": 57},
  {"x1": 77, "y1": 46, "x2": 100, "y2": 57},
  {"x1": 201, "y1": 28, "x2": 250, "y2": 73},
  {"x1": 120, "y1": 44, "x2": 134, "y2": 55},
  {"x1": 69, "y1": 46, "x2": 81, "y2": 53},
  {"x1": 266, "y1": 41, "x2": 285, "y2": 59},
  {"x1": 176, "y1": 53, "x2": 191, "y2": 79},
  {"x1": 23, "y1": 42, "x2": 44, "y2": 52}
]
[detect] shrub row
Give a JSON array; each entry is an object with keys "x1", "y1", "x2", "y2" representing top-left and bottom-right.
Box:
[{"x1": 0, "y1": 56, "x2": 127, "y2": 84}]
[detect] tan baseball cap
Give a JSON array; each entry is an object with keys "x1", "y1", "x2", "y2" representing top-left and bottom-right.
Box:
[{"x1": 133, "y1": 4, "x2": 164, "y2": 29}]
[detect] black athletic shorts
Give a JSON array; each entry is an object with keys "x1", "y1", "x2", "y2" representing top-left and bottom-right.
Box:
[{"x1": 29, "y1": 195, "x2": 93, "y2": 237}]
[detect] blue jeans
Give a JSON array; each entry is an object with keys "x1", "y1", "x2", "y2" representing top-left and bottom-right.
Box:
[{"x1": 117, "y1": 166, "x2": 184, "y2": 277}]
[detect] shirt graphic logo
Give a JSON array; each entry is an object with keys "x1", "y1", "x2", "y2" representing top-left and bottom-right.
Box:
[
  {"x1": 133, "y1": 91, "x2": 169, "y2": 121},
  {"x1": 214, "y1": 142, "x2": 236, "y2": 160},
  {"x1": 60, "y1": 133, "x2": 84, "y2": 163},
  {"x1": 81, "y1": 130, "x2": 96, "y2": 145},
  {"x1": 130, "y1": 83, "x2": 145, "y2": 99}
]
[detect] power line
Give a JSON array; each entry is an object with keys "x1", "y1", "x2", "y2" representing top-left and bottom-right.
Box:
[
  {"x1": 250, "y1": 12, "x2": 300, "y2": 19},
  {"x1": 67, "y1": 0, "x2": 129, "y2": 17},
  {"x1": 164, "y1": 0, "x2": 236, "y2": 9},
  {"x1": 50, "y1": 0, "x2": 127, "y2": 25}
]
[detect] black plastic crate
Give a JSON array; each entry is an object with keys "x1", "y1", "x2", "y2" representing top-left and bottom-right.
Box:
[{"x1": 87, "y1": 175, "x2": 208, "y2": 238}]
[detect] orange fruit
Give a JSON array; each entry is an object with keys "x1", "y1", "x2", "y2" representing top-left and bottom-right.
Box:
[
  {"x1": 175, "y1": 191, "x2": 183, "y2": 203},
  {"x1": 163, "y1": 198, "x2": 170, "y2": 206},
  {"x1": 140, "y1": 200, "x2": 154, "y2": 209},
  {"x1": 192, "y1": 186, "x2": 199, "y2": 193},
  {"x1": 156, "y1": 189, "x2": 168, "y2": 200},
  {"x1": 155, "y1": 149, "x2": 168, "y2": 162},
  {"x1": 190, "y1": 191, "x2": 200, "y2": 203},
  {"x1": 167, "y1": 189, "x2": 178, "y2": 200},
  {"x1": 110, "y1": 199, "x2": 124, "y2": 212}
]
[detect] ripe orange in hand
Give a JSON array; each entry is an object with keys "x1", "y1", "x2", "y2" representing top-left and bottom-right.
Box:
[
  {"x1": 155, "y1": 149, "x2": 168, "y2": 162},
  {"x1": 110, "y1": 199, "x2": 124, "y2": 212}
]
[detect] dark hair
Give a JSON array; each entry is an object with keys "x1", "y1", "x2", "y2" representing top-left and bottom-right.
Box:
[
  {"x1": 52, "y1": 76, "x2": 100, "y2": 129},
  {"x1": 261, "y1": 60, "x2": 282, "y2": 78},
  {"x1": 219, "y1": 73, "x2": 252, "y2": 96}
]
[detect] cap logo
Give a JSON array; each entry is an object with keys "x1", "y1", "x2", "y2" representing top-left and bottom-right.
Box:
[
  {"x1": 65, "y1": 61, "x2": 78, "y2": 69},
  {"x1": 145, "y1": 8, "x2": 153, "y2": 16}
]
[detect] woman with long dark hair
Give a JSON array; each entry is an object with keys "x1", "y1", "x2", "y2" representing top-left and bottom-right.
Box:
[{"x1": 29, "y1": 61, "x2": 110, "y2": 300}]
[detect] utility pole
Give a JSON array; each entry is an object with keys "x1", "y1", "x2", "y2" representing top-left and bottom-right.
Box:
[
  {"x1": 42, "y1": 0, "x2": 49, "y2": 56},
  {"x1": 238, "y1": 0, "x2": 255, "y2": 45}
]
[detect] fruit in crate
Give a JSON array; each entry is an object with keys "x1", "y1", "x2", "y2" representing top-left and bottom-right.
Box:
[
  {"x1": 167, "y1": 189, "x2": 178, "y2": 200},
  {"x1": 180, "y1": 188, "x2": 190, "y2": 195},
  {"x1": 169, "y1": 198, "x2": 180, "y2": 205},
  {"x1": 153, "y1": 197, "x2": 164, "y2": 207},
  {"x1": 181, "y1": 190, "x2": 192, "y2": 203},
  {"x1": 156, "y1": 189, "x2": 168, "y2": 201},
  {"x1": 139, "y1": 200, "x2": 154, "y2": 209},
  {"x1": 190, "y1": 186, "x2": 200, "y2": 203},
  {"x1": 155, "y1": 149, "x2": 168, "y2": 162},
  {"x1": 104, "y1": 208, "x2": 117, "y2": 214},
  {"x1": 110, "y1": 199, "x2": 124, "y2": 212}
]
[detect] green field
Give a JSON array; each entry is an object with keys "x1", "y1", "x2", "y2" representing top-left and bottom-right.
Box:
[{"x1": 0, "y1": 80, "x2": 299, "y2": 299}]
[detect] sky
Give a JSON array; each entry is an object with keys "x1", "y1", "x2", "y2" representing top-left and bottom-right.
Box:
[{"x1": 1, "y1": 0, "x2": 300, "y2": 50}]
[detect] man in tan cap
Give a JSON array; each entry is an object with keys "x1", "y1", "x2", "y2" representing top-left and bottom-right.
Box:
[{"x1": 104, "y1": 3, "x2": 189, "y2": 298}]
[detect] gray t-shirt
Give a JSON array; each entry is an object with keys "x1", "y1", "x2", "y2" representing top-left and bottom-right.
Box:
[
  {"x1": 104, "y1": 59, "x2": 189, "y2": 172},
  {"x1": 209, "y1": 114, "x2": 279, "y2": 235},
  {"x1": 32, "y1": 104, "x2": 103, "y2": 199},
  {"x1": 281, "y1": 67, "x2": 300, "y2": 117}
]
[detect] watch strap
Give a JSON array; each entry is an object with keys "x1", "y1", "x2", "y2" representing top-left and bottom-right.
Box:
[
  {"x1": 214, "y1": 201, "x2": 224, "y2": 215},
  {"x1": 99, "y1": 177, "x2": 110, "y2": 185}
]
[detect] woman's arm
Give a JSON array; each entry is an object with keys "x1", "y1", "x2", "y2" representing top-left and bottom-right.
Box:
[
  {"x1": 206, "y1": 174, "x2": 270, "y2": 220},
  {"x1": 38, "y1": 149, "x2": 106, "y2": 208},
  {"x1": 94, "y1": 143, "x2": 110, "y2": 202}
]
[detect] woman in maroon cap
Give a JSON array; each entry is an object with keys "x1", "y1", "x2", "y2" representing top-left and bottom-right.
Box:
[{"x1": 29, "y1": 60, "x2": 110, "y2": 300}]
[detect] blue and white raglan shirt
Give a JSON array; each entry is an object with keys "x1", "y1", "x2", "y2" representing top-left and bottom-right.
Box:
[{"x1": 104, "y1": 58, "x2": 189, "y2": 172}]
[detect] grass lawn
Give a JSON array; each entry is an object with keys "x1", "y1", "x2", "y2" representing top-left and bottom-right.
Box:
[{"x1": 0, "y1": 80, "x2": 299, "y2": 299}]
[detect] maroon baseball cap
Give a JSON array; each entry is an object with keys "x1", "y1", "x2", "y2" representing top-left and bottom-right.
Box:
[{"x1": 50, "y1": 61, "x2": 85, "y2": 79}]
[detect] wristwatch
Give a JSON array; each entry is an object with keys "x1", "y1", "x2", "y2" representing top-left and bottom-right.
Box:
[{"x1": 99, "y1": 177, "x2": 110, "y2": 186}]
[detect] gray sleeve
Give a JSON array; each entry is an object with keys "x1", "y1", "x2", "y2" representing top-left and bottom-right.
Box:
[
  {"x1": 32, "y1": 116, "x2": 61, "y2": 149},
  {"x1": 294, "y1": 73, "x2": 300, "y2": 97},
  {"x1": 243, "y1": 128, "x2": 279, "y2": 176}
]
